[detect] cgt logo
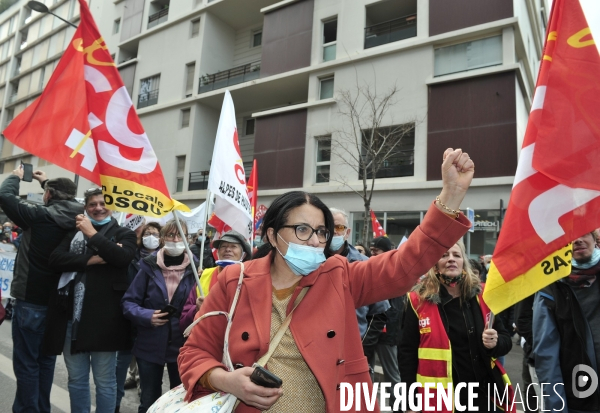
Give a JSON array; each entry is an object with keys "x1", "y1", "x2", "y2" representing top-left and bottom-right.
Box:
[{"x1": 573, "y1": 364, "x2": 598, "y2": 398}]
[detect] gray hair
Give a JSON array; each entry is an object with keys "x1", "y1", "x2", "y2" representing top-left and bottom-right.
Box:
[{"x1": 329, "y1": 207, "x2": 349, "y2": 225}]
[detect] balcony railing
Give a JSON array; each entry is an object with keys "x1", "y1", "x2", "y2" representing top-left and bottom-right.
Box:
[
  {"x1": 189, "y1": 171, "x2": 209, "y2": 191},
  {"x1": 137, "y1": 90, "x2": 159, "y2": 109},
  {"x1": 147, "y1": 8, "x2": 169, "y2": 29},
  {"x1": 199, "y1": 60, "x2": 261, "y2": 94},
  {"x1": 8, "y1": 92, "x2": 18, "y2": 103},
  {"x1": 364, "y1": 14, "x2": 417, "y2": 49},
  {"x1": 359, "y1": 150, "x2": 415, "y2": 179}
]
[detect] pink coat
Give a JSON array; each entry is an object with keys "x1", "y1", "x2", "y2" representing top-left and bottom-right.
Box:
[{"x1": 178, "y1": 202, "x2": 470, "y2": 412}]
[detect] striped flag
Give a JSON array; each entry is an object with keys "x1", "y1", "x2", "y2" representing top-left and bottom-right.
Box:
[{"x1": 483, "y1": 0, "x2": 600, "y2": 313}]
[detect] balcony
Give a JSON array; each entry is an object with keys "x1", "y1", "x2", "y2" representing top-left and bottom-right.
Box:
[
  {"x1": 8, "y1": 92, "x2": 18, "y2": 103},
  {"x1": 199, "y1": 61, "x2": 261, "y2": 94},
  {"x1": 147, "y1": 8, "x2": 169, "y2": 29},
  {"x1": 364, "y1": 14, "x2": 417, "y2": 49},
  {"x1": 189, "y1": 171, "x2": 209, "y2": 191},
  {"x1": 137, "y1": 90, "x2": 159, "y2": 109}
]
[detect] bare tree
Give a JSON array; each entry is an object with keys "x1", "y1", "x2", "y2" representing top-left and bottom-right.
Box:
[{"x1": 326, "y1": 83, "x2": 416, "y2": 245}]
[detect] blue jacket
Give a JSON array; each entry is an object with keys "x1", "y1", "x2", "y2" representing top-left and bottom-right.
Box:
[
  {"x1": 122, "y1": 252, "x2": 196, "y2": 365},
  {"x1": 533, "y1": 281, "x2": 599, "y2": 413}
]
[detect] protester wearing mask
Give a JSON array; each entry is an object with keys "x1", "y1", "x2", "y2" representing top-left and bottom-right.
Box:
[
  {"x1": 178, "y1": 147, "x2": 475, "y2": 412},
  {"x1": 533, "y1": 231, "x2": 600, "y2": 412},
  {"x1": 115, "y1": 222, "x2": 162, "y2": 412},
  {"x1": 44, "y1": 187, "x2": 137, "y2": 413},
  {"x1": 189, "y1": 228, "x2": 216, "y2": 269},
  {"x1": 122, "y1": 220, "x2": 198, "y2": 413},
  {"x1": 180, "y1": 230, "x2": 251, "y2": 332},
  {"x1": 328, "y1": 208, "x2": 393, "y2": 391}
]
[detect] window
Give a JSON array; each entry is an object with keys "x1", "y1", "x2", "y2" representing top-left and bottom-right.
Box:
[
  {"x1": 176, "y1": 155, "x2": 186, "y2": 192},
  {"x1": 434, "y1": 36, "x2": 502, "y2": 77},
  {"x1": 137, "y1": 74, "x2": 160, "y2": 108},
  {"x1": 244, "y1": 118, "x2": 255, "y2": 135},
  {"x1": 319, "y1": 76, "x2": 334, "y2": 100},
  {"x1": 359, "y1": 123, "x2": 415, "y2": 179},
  {"x1": 113, "y1": 19, "x2": 121, "y2": 34},
  {"x1": 110, "y1": 53, "x2": 116, "y2": 62},
  {"x1": 38, "y1": 66, "x2": 45, "y2": 90},
  {"x1": 252, "y1": 30, "x2": 262, "y2": 48},
  {"x1": 315, "y1": 136, "x2": 331, "y2": 183},
  {"x1": 190, "y1": 18, "x2": 200, "y2": 38},
  {"x1": 180, "y1": 108, "x2": 191, "y2": 128},
  {"x1": 184, "y1": 62, "x2": 195, "y2": 97},
  {"x1": 322, "y1": 18, "x2": 337, "y2": 62}
]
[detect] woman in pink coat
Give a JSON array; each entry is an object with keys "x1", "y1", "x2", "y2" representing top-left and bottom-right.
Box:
[{"x1": 178, "y1": 149, "x2": 474, "y2": 412}]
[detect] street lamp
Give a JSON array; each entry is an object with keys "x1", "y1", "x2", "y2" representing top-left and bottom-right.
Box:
[{"x1": 27, "y1": 1, "x2": 78, "y2": 28}]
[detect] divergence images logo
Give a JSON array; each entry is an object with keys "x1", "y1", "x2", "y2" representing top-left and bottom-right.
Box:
[{"x1": 573, "y1": 364, "x2": 598, "y2": 398}]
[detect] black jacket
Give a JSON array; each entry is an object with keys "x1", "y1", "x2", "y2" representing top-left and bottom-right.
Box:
[
  {"x1": 536, "y1": 281, "x2": 600, "y2": 411},
  {"x1": 515, "y1": 294, "x2": 535, "y2": 362},
  {"x1": 0, "y1": 175, "x2": 83, "y2": 305},
  {"x1": 43, "y1": 219, "x2": 137, "y2": 354},
  {"x1": 400, "y1": 286, "x2": 512, "y2": 388},
  {"x1": 190, "y1": 238, "x2": 215, "y2": 269}
]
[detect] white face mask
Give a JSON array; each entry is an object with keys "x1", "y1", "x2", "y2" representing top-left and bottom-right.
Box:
[
  {"x1": 142, "y1": 235, "x2": 159, "y2": 250},
  {"x1": 164, "y1": 241, "x2": 185, "y2": 256}
]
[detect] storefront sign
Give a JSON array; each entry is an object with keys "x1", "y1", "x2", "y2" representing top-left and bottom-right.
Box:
[{"x1": 474, "y1": 220, "x2": 500, "y2": 231}]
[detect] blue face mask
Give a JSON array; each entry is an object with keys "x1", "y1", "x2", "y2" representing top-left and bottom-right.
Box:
[
  {"x1": 90, "y1": 216, "x2": 111, "y2": 226},
  {"x1": 329, "y1": 235, "x2": 345, "y2": 252},
  {"x1": 276, "y1": 234, "x2": 326, "y2": 276}
]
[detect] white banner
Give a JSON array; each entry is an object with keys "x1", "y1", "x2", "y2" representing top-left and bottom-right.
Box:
[
  {"x1": 0, "y1": 250, "x2": 17, "y2": 299},
  {"x1": 207, "y1": 90, "x2": 252, "y2": 239}
]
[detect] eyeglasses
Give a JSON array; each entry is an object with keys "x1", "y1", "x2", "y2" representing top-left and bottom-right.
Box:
[
  {"x1": 334, "y1": 224, "x2": 348, "y2": 232},
  {"x1": 164, "y1": 233, "x2": 186, "y2": 241},
  {"x1": 282, "y1": 224, "x2": 330, "y2": 243}
]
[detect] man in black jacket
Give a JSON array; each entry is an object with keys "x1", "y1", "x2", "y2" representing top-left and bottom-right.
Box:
[
  {"x1": 44, "y1": 187, "x2": 136, "y2": 413},
  {"x1": 0, "y1": 169, "x2": 83, "y2": 413},
  {"x1": 189, "y1": 228, "x2": 215, "y2": 268}
]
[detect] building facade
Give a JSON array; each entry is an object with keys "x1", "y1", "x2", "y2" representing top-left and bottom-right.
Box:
[{"x1": 0, "y1": 0, "x2": 549, "y2": 257}]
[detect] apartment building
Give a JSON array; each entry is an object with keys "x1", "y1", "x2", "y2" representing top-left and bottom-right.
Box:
[{"x1": 0, "y1": 0, "x2": 549, "y2": 257}]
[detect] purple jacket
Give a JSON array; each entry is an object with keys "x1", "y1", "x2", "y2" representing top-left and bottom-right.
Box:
[
  {"x1": 122, "y1": 253, "x2": 196, "y2": 365},
  {"x1": 180, "y1": 287, "x2": 199, "y2": 333}
]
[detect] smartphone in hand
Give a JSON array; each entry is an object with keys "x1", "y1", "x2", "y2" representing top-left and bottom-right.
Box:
[
  {"x1": 21, "y1": 162, "x2": 33, "y2": 182},
  {"x1": 250, "y1": 364, "x2": 282, "y2": 388},
  {"x1": 159, "y1": 304, "x2": 178, "y2": 319}
]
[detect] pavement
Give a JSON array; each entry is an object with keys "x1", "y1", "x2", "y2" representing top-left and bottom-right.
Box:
[{"x1": 0, "y1": 320, "x2": 528, "y2": 413}]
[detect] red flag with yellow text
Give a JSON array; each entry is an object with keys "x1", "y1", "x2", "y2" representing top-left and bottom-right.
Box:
[
  {"x1": 3, "y1": 0, "x2": 187, "y2": 217},
  {"x1": 483, "y1": 0, "x2": 600, "y2": 313}
]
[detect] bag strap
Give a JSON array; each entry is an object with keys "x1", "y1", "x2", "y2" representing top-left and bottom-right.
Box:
[{"x1": 256, "y1": 286, "x2": 309, "y2": 367}]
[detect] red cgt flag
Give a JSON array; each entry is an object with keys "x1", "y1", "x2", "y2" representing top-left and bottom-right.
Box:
[
  {"x1": 483, "y1": 0, "x2": 600, "y2": 313},
  {"x1": 3, "y1": 0, "x2": 187, "y2": 218},
  {"x1": 370, "y1": 209, "x2": 387, "y2": 238}
]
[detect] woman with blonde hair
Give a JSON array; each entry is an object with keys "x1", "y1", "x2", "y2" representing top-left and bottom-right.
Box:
[{"x1": 399, "y1": 241, "x2": 513, "y2": 412}]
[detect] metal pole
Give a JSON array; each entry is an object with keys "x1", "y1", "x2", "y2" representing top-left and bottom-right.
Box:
[
  {"x1": 74, "y1": 174, "x2": 79, "y2": 191},
  {"x1": 465, "y1": 231, "x2": 471, "y2": 258},
  {"x1": 49, "y1": 11, "x2": 78, "y2": 28},
  {"x1": 197, "y1": 190, "x2": 212, "y2": 273},
  {"x1": 173, "y1": 212, "x2": 202, "y2": 295}
]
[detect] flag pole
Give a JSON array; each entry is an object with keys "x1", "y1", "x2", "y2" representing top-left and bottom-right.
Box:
[
  {"x1": 174, "y1": 212, "x2": 202, "y2": 295},
  {"x1": 196, "y1": 190, "x2": 213, "y2": 292}
]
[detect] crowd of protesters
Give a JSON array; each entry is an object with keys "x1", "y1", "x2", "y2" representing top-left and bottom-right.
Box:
[{"x1": 0, "y1": 148, "x2": 598, "y2": 413}]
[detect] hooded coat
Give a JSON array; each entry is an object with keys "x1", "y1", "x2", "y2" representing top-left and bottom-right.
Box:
[{"x1": 0, "y1": 175, "x2": 83, "y2": 306}]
